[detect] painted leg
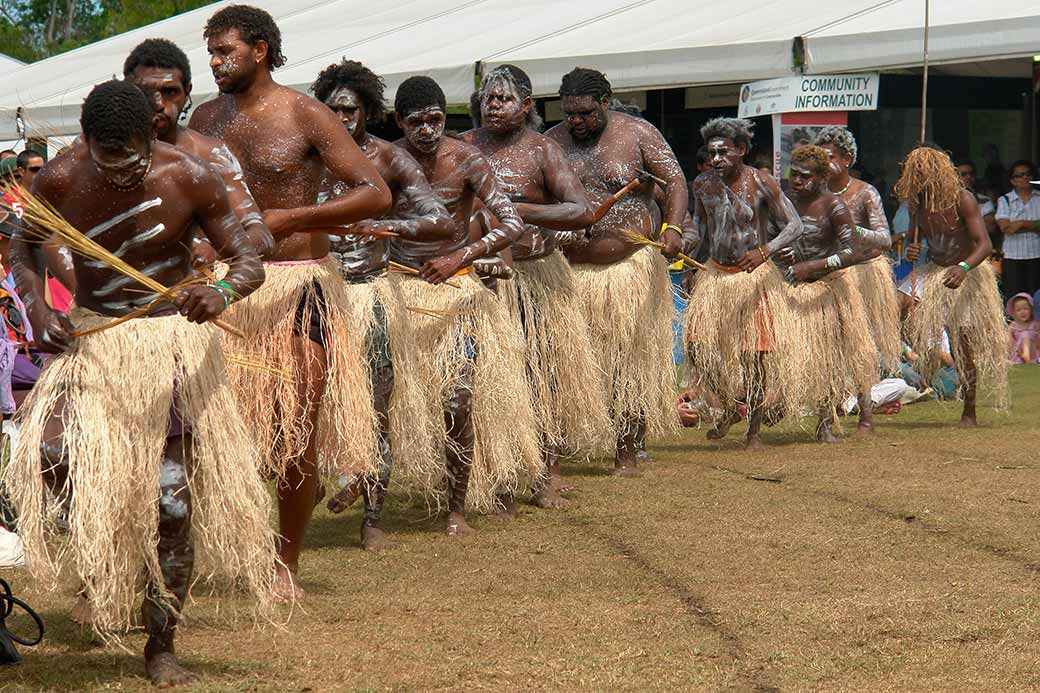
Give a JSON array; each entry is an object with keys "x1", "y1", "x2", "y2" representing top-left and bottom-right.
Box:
[
  {"x1": 273, "y1": 335, "x2": 326, "y2": 602},
  {"x1": 143, "y1": 435, "x2": 197, "y2": 688},
  {"x1": 745, "y1": 353, "x2": 767, "y2": 450},
  {"x1": 444, "y1": 364, "x2": 476, "y2": 536},
  {"x1": 958, "y1": 335, "x2": 977, "y2": 427},
  {"x1": 856, "y1": 391, "x2": 875, "y2": 435},
  {"x1": 815, "y1": 410, "x2": 839, "y2": 444},
  {"x1": 360, "y1": 363, "x2": 394, "y2": 552},
  {"x1": 613, "y1": 417, "x2": 644, "y2": 478},
  {"x1": 531, "y1": 445, "x2": 570, "y2": 510}
]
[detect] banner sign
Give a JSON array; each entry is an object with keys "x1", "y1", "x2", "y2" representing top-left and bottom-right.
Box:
[{"x1": 739, "y1": 73, "x2": 879, "y2": 119}]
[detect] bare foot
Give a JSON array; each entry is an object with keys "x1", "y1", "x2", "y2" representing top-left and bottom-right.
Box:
[
  {"x1": 70, "y1": 592, "x2": 93, "y2": 626},
  {"x1": 271, "y1": 563, "x2": 303, "y2": 603},
  {"x1": 313, "y1": 483, "x2": 326, "y2": 509},
  {"x1": 361, "y1": 524, "x2": 394, "y2": 552},
  {"x1": 446, "y1": 512, "x2": 476, "y2": 537},
  {"x1": 855, "y1": 422, "x2": 875, "y2": 437},
  {"x1": 531, "y1": 486, "x2": 571, "y2": 510},
  {"x1": 326, "y1": 482, "x2": 361, "y2": 515},
  {"x1": 707, "y1": 410, "x2": 742, "y2": 440},
  {"x1": 959, "y1": 415, "x2": 977, "y2": 428},
  {"x1": 492, "y1": 492, "x2": 518, "y2": 519},
  {"x1": 744, "y1": 435, "x2": 766, "y2": 451},
  {"x1": 612, "y1": 460, "x2": 641, "y2": 478},
  {"x1": 146, "y1": 651, "x2": 198, "y2": 688},
  {"x1": 815, "y1": 430, "x2": 839, "y2": 444},
  {"x1": 635, "y1": 449, "x2": 655, "y2": 465},
  {"x1": 549, "y1": 474, "x2": 575, "y2": 494}
]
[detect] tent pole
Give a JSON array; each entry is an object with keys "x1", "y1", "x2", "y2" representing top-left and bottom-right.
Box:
[{"x1": 919, "y1": 0, "x2": 929, "y2": 143}]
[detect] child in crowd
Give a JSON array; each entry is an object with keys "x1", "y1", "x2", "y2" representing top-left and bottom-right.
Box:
[{"x1": 1007, "y1": 293, "x2": 1040, "y2": 364}]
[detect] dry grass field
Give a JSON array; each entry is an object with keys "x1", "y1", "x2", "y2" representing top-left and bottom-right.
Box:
[{"x1": 3, "y1": 367, "x2": 1039, "y2": 691}]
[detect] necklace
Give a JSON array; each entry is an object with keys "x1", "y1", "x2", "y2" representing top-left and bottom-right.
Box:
[
  {"x1": 829, "y1": 178, "x2": 852, "y2": 196},
  {"x1": 104, "y1": 155, "x2": 152, "y2": 193}
]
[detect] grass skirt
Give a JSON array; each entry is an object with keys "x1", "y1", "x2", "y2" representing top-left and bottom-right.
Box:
[
  {"x1": 394, "y1": 273, "x2": 541, "y2": 511},
  {"x1": 781, "y1": 268, "x2": 879, "y2": 410},
  {"x1": 683, "y1": 262, "x2": 802, "y2": 413},
  {"x1": 340, "y1": 275, "x2": 441, "y2": 493},
  {"x1": 500, "y1": 250, "x2": 613, "y2": 454},
  {"x1": 5, "y1": 308, "x2": 276, "y2": 637},
  {"x1": 570, "y1": 247, "x2": 679, "y2": 439},
  {"x1": 222, "y1": 257, "x2": 377, "y2": 481},
  {"x1": 904, "y1": 261, "x2": 1009, "y2": 409},
  {"x1": 853, "y1": 255, "x2": 902, "y2": 373}
]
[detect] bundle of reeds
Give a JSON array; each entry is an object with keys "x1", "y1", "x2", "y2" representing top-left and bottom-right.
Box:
[{"x1": 619, "y1": 229, "x2": 706, "y2": 270}]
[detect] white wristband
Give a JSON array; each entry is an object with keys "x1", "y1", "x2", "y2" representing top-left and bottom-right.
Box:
[{"x1": 825, "y1": 254, "x2": 841, "y2": 269}]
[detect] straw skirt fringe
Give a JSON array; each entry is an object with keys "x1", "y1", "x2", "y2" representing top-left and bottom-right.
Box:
[
  {"x1": 394, "y1": 273, "x2": 541, "y2": 510},
  {"x1": 501, "y1": 250, "x2": 612, "y2": 454},
  {"x1": 5, "y1": 308, "x2": 276, "y2": 637},
  {"x1": 682, "y1": 262, "x2": 802, "y2": 413},
  {"x1": 221, "y1": 257, "x2": 377, "y2": 481},
  {"x1": 570, "y1": 246, "x2": 679, "y2": 439},
  {"x1": 854, "y1": 255, "x2": 902, "y2": 372},
  {"x1": 339, "y1": 275, "x2": 441, "y2": 493},
  {"x1": 905, "y1": 261, "x2": 1009, "y2": 409}
]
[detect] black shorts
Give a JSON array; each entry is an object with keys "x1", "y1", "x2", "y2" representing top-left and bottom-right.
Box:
[{"x1": 292, "y1": 280, "x2": 329, "y2": 349}]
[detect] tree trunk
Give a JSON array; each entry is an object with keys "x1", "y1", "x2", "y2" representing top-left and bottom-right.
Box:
[
  {"x1": 63, "y1": 0, "x2": 77, "y2": 40},
  {"x1": 44, "y1": 0, "x2": 58, "y2": 44}
]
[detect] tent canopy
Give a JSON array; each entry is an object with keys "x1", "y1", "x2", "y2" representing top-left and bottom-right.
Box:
[{"x1": 0, "y1": 0, "x2": 1036, "y2": 141}]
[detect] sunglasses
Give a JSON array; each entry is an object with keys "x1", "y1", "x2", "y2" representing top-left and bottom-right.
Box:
[
  {"x1": 26, "y1": 166, "x2": 42, "y2": 173},
  {"x1": 1011, "y1": 172, "x2": 1031, "y2": 179}
]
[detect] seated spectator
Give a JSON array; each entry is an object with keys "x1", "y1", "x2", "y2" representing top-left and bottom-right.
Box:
[
  {"x1": 900, "y1": 331, "x2": 959, "y2": 400},
  {"x1": 1007, "y1": 292, "x2": 1040, "y2": 364},
  {"x1": 995, "y1": 160, "x2": 1040, "y2": 298}
]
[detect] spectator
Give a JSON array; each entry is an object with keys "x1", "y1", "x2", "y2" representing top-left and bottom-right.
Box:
[
  {"x1": 1007, "y1": 292, "x2": 1040, "y2": 364},
  {"x1": 956, "y1": 158, "x2": 999, "y2": 252},
  {"x1": 901, "y1": 332, "x2": 959, "y2": 400},
  {"x1": 982, "y1": 143, "x2": 1008, "y2": 197},
  {"x1": 15, "y1": 149, "x2": 43, "y2": 191},
  {"x1": 995, "y1": 159, "x2": 1040, "y2": 298},
  {"x1": 0, "y1": 150, "x2": 15, "y2": 162},
  {"x1": 694, "y1": 144, "x2": 710, "y2": 174}
]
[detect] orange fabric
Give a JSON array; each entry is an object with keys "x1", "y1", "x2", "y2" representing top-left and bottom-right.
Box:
[
  {"x1": 753, "y1": 290, "x2": 774, "y2": 352},
  {"x1": 711, "y1": 259, "x2": 743, "y2": 274}
]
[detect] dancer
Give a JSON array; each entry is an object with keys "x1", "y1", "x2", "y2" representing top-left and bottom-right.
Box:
[
  {"x1": 5, "y1": 80, "x2": 275, "y2": 686},
  {"x1": 896, "y1": 145, "x2": 1008, "y2": 425},
  {"x1": 681, "y1": 117, "x2": 803, "y2": 450},
  {"x1": 815, "y1": 126, "x2": 899, "y2": 434},
  {"x1": 311, "y1": 59, "x2": 451, "y2": 549},
  {"x1": 546, "y1": 67, "x2": 684, "y2": 476},
  {"x1": 190, "y1": 5, "x2": 391, "y2": 599},
  {"x1": 462, "y1": 64, "x2": 613, "y2": 508},
  {"x1": 391, "y1": 75, "x2": 540, "y2": 533},
  {"x1": 123, "y1": 38, "x2": 273, "y2": 260},
  {"x1": 775, "y1": 145, "x2": 877, "y2": 442}
]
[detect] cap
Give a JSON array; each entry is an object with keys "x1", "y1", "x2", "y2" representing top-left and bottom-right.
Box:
[{"x1": 0, "y1": 157, "x2": 17, "y2": 177}]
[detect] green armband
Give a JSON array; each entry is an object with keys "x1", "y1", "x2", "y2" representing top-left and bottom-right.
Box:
[{"x1": 958, "y1": 261, "x2": 971, "y2": 272}]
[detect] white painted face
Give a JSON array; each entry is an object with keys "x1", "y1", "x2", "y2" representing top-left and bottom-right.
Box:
[
  {"x1": 819, "y1": 142, "x2": 849, "y2": 179},
  {"x1": 401, "y1": 106, "x2": 445, "y2": 154},
  {"x1": 788, "y1": 163, "x2": 820, "y2": 196},
  {"x1": 708, "y1": 137, "x2": 743, "y2": 177},
  {"x1": 480, "y1": 78, "x2": 526, "y2": 135},
  {"x1": 326, "y1": 87, "x2": 364, "y2": 138}
]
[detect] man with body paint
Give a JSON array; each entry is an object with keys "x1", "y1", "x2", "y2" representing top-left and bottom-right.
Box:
[
  {"x1": 462, "y1": 64, "x2": 616, "y2": 509},
  {"x1": 895, "y1": 145, "x2": 1008, "y2": 426},
  {"x1": 388, "y1": 75, "x2": 541, "y2": 535},
  {"x1": 815, "y1": 126, "x2": 901, "y2": 434},
  {"x1": 681, "y1": 117, "x2": 803, "y2": 450},
  {"x1": 6, "y1": 80, "x2": 275, "y2": 687},
  {"x1": 309, "y1": 59, "x2": 452, "y2": 550},
  {"x1": 545, "y1": 68, "x2": 684, "y2": 476},
  {"x1": 123, "y1": 38, "x2": 273, "y2": 263},
  {"x1": 769, "y1": 145, "x2": 877, "y2": 443},
  {"x1": 189, "y1": 5, "x2": 390, "y2": 600}
]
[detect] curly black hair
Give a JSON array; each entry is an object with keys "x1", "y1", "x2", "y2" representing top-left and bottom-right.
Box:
[
  {"x1": 123, "y1": 38, "x2": 191, "y2": 87},
  {"x1": 310, "y1": 59, "x2": 386, "y2": 123},
  {"x1": 80, "y1": 80, "x2": 153, "y2": 148},
  {"x1": 394, "y1": 76, "x2": 445, "y2": 117},
  {"x1": 559, "y1": 67, "x2": 611, "y2": 101},
  {"x1": 204, "y1": 4, "x2": 286, "y2": 70},
  {"x1": 700, "y1": 117, "x2": 755, "y2": 149}
]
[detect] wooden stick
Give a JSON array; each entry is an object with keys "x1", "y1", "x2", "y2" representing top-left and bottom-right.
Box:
[
  {"x1": 593, "y1": 177, "x2": 642, "y2": 220},
  {"x1": 639, "y1": 169, "x2": 668, "y2": 187}
]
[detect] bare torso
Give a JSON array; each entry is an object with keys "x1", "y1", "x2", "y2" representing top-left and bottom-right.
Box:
[
  {"x1": 839, "y1": 178, "x2": 891, "y2": 258},
  {"x1": 694, "y1": 166, "x2": 792, "y2": 266},
  {"x1": 791, "y1": 193, "x2": 851, "y2": 263}
]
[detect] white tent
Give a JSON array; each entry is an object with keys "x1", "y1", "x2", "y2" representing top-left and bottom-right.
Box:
[
  {"x1": 0, "y1": 52, "x2": 24, "y2": 77},
  {"x1": 803, "y1": 1, "x2": 1040, "y2": 74}
]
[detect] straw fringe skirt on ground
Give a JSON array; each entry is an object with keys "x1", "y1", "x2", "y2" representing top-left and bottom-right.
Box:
[
  {"x1": 394, "y1": 272, "x2": 541, "y2": 511},
  {"x1": 221, "y1": 256, "x2": 377, "y2": 481},
  {"x1": 570, "y1": 246, "x2": 679, "y2": 439},
  {"x1": 339, "y1": 274, "x2": 442, "y2": 495},
  {"x1": 779, "y1": 268, "x2": 879, "y2": 412},
  {"x1": 854, "y1": 255, "x2": 902, "y2": 371},
  {"x1": 682, "y1": 262, "x2": 802, "y2": 415},
  {"x1": 904, "y1": 261, "x2": 1009, "y2": 409},
  {"x1": 4, "y1": 308, "x2": 276, "y2": 637},
  {"x1": 500, "y1": 250, "x2": 613, "y2": 454}
]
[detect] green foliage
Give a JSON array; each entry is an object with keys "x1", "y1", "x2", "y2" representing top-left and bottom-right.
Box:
[{"x1": 0, "y1": 0, "x2": 215, "y2": 63}]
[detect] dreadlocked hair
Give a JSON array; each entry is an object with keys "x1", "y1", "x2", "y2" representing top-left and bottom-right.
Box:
[
  {"x1": 814, "y1": 125, "x2": 857, "y2": 165},
  {"x1": 700, "y1": 117, "x2": 754, "y2": 149},
  {"x1": 204, "y1": 5, "x2": 286, "y2": 70},
  {"x1": 123, "y1": 38, "x2": 192, "y2": 86},
  {"x1": 894, "y1": 146, "x2": 963, "y2": 213},
  {"x1": 80, "y1": 80, "x2": 153, "y2": 148},
  {"x1": 394, "y1": 76, "x2": 445, "y2": 117},
  {"x1": 480, "y1": 64, "x2": 542, "y2": 130},
  {"x1": 791, "y1": 145, "x2": 830, "y2": 178},
  {"x1": 311, "y1": 59, "x2": 386, "y2": 123},
  {"x1": 559, "y1": 67, "x2": 611, "y2": 101}
]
